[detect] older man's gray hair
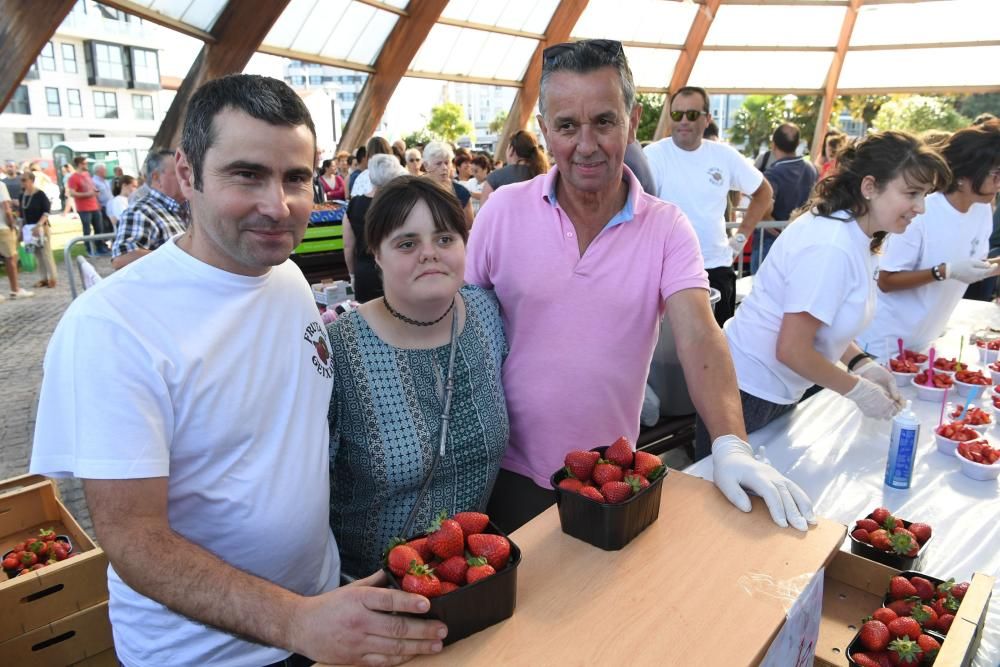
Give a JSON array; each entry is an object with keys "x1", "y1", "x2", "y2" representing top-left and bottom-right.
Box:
[
  {"x1": 368, "y1": 153, "x2": 408, "y2": 188},
  {"x1": 143, "y1": 149, "x2": 175, "y2": 182},
  {"x1": 538, "y1": 39, "x2": 636, "y2": 117},
  {"x1": 422, "y1": 141, "x2": 454, "y2": 166}
]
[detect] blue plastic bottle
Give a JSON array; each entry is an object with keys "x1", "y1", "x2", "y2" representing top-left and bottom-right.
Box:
[{"x1": 885, "y1": 400, "x2": 920, "y2": 489}]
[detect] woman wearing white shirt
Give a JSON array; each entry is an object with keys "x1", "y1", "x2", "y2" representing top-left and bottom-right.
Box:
[
  {"x1": 698, "y1": 132, "x2": 950, "y2": 458},
  {"x1": 107, "y1": 175, "x2": 136, "y2": 227},
  {"x1": 858, "y1": 122, "x2": 1000, "y2": 359}
]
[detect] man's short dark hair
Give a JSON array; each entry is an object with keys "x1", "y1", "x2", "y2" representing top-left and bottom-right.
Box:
[
  {"x1": 355, "y1": 146, "x2": 367, "y2": 161},
  {"x1": 181, "y1": 74, "x2": 316, "y2": 191},
  {"x1": 144, "y1": 149, "x2": 175, "y2": 182},
  {"x1": 671, "y1": 86, "x2": 710, "y2": 113},
  {"x1": 73, "y1": 155, "x2": 87, "y2": 168},
  {"x1": 703, "y1": 121, "x2": 720, "y2": 140},
  {"x1": 773, "y1": 123, "x2": 800, "y2": 154},
  {"x1": 539, "y1": 39, "x2": 635, "y2": 116}
]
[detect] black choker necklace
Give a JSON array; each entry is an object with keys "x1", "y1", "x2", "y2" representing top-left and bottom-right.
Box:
[{"x1": 384, "y1": 296, "x2": 455, "y2": 327}]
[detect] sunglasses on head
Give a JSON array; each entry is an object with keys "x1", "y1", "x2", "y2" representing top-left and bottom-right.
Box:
[
  {"x1": 542, "y1": 39, "x2": 624, "y2": 68},
  {"x1": 670, "y1": 110, "x2": 708, "y2": 122}
]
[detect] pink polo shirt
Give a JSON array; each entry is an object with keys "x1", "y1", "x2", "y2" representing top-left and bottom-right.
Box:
[{"x1": 466, "y1": 165, "x2": 709, "y2": 488}]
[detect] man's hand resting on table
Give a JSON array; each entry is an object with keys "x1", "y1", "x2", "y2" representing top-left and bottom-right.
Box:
[
  {"x1": 289, "y1": 570, "x2": 447, "y2": 666},
  {"x1": 712, "y1": 435, "x2": 816, "y2": 531}
]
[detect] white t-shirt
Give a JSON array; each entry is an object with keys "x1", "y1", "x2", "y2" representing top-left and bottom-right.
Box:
[
  {"x1": 30, "y1": 238, "x2": 340, "y2": 667},
  {"x1": 350, "y1": 169, "x2": 372, "y2": 197},
  {"x1": 0, "y1": 181, "x2": 10, "y2": 225},
  {"x1": 857, "y1": 194, "x2": 993, "y2": 361},
  {"x1": 644, "y1": 137, "x2": 764, "y2": 269},
  {"x1": 107, "y1": 194, "x2": 129, "y2": 221},
  {"x1": 725, "y1": 211, "x2": 877, "y2": 404}
]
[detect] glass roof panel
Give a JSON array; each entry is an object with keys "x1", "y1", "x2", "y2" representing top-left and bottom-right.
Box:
[
  {"x1": 264, "y1": 0, "x2": 339, "y2": 50},
  {"x1": 140, "y1": 0, "x2": 226, "y2": 32},
  {"x1": 705, "y1": 4, "x2": 845, "y2": 48},
  {"x1": 411, "y1": 24, "x2": 537, "y2": 81},
  {"x1": 442, "y1": 0, "x2": 558, "y2": 33},
  {"x1": 851, "y1": 0, "x2": 1000, "y2": 47},
  {"x1": 344, "y1": 9, "x2": 398, "y2": 65},
  {"x1": 689, "y1": 51, "x2": 834, "y2": 91},
  {"x1": 840, "y1": 46, "x2": 1000, "y2": 90},
  {"x1": 623, "y1": 47, "x2": 680, "y2": 90},
  {"x1": 262, "y1": 0, "x2": 400, "y2": 66},
  {"x1": 572, "y1": 0, "x2": 697, "y2": 45}
]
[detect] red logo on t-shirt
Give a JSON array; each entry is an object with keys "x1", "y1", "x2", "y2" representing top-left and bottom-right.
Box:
[{"x1": 303, "y1": 321, "x2": 333, "y2": 379}]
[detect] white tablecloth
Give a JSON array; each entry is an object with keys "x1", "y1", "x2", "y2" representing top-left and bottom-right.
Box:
[{"x1": 687, "y1": 299, "x2": 1000, "y2": 666}]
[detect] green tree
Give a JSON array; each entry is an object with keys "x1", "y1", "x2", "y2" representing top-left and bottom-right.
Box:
[
  {"x1": 489, "y1": 110, "x2": 508, "y2": 135},
  {"x1": 635, "y1": 93, "x2": 665, "y2": 143},
  {"x1": 727, "y1": 95, "x2": 786, "y2": 157},
  {"x1": 426, "y1": 101, "x2": 475, "y2": 143},
  {"x1": 838, "y1": 95, "x2": 891, "y2": 128},
  {"x1": 401, "y1": 127, "x2": 434, "y2": 149},
  {"x1": 872, "y1": 96, "x2": 970, "y2": 133},
  {"x1": 954, "y1": 93, "x2": 1000, "y2": 122}
]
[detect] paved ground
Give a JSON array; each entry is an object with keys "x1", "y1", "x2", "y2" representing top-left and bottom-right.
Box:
[{"x1": 1, "y1": 247, "x2": 114, "y2": 537}]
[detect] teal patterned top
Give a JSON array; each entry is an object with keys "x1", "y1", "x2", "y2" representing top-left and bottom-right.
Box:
[{"x1": 328, "y1": 285, "x2": 509, "y2": 577}]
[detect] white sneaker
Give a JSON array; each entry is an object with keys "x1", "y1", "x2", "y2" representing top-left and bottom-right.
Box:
[{"x1": 10, "y1": 288, "x2": 34, "y2": 299}]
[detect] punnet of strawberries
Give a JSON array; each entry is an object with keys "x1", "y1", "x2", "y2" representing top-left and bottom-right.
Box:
[
  {"x1": 953, "y1": 369, "x2": 990, "y2": 385},
  {"x1": 557, "y1": 437, "x2": 665, "y2": 504},
  {"x1": 901, "y1": 349, "x2": 928, "y2": 364},
  {"x1": 935, "y1": 422, "x2": 982, "y2": 442},
  {"x1": 883, "y1": 573, "x2": 967, "y2": 636},
  {"x1": 957, "y1": 439, "x2": 1000, "y2": 465},
  {"x1": 889, "y1": 357, "x2": 919, "y2": 374},
  {"x1": 933, "y1": 357, "x2": 960, "y2": 372},
  {"x1": 947, "y1": 406, "x2": 991, "y2": 426},
  {"x1": 914, "y1": 371, "x2": 953, "y2": 389},
  {"x1": 384, "y1": 510, "x2": 512, "y2": 598},
  {"x1": 850, "y1": 508, "x2": 929, "y2": 559},
  {"x1": 2, "y1": 528, "x2": 74, "y2": 578}
]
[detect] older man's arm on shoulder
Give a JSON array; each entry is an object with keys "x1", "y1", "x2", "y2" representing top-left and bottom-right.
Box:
[{"x1": 665, "y1": 289, "x2": 747, "y2": 440}]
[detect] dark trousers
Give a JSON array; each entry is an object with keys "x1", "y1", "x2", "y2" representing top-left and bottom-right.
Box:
[
  {"x1": 486, "y1": 469, "x2": 556, "y2": 535},
  {"x1": 78, "y1": 210, "x2": 108, "y2": 254},
  {"x1": 263, "y1": 654, "x2": 314, "y2": 667},
  {"x1": 694, "y1": 389, "x2": 796, "y2": 461},
  {"x1": 706, "y1": 265, "x2": 737, "y2": 326}
]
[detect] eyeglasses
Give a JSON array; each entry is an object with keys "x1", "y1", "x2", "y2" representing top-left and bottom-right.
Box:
[
  {"x1": 542, "y1": 39, "x2": 624, "y2": 68},
  {"x1": 670, "y1": 110, "x2": 708, "y2": 122}
]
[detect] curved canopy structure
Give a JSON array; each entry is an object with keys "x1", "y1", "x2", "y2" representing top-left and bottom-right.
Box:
[{"x1": 3, "y1": 0, "x2": 999, "y2": 157}]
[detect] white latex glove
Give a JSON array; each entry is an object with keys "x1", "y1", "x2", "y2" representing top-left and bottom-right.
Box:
[
  {"x1": 728, "y1": 233, "x2": 747, "y2": 260},
  {"x1": 855, "y1": 361, "x2": 903, "y2": 405},
  {"x1": 946, "y1": 258, "x2": 996, "y2": 284},
  {"x1": 843, "y1": 376, "x2": 901, "y2": 419},
  {"x1": 711, "y1": 435, "x2": 816, "y2": 531}
]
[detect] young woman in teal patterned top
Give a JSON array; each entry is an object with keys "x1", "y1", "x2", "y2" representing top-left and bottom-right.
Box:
[{"x1": 327, "y1": 176, "x2": 509, "y2": 578}]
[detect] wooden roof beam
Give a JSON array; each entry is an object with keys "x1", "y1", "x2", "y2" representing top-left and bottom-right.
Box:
[
  {"x1": 152, "y1": 0, "x2": 290, "y2": 151},
  {"x1": 337, "y1": 0, "x2": 449, "y2": 153},
  {"x1": 810, "y1": 0, "x2": 863, "y2": 160},
  {"x1": 494, "y1": 0, "x2": 589, "y2": 161},
  {"x1": 653, "y1": 0, "x2": 721, "y2": 141},
  {"x1": 0, "y1": 0, "x2": 76, "y2": 111}
]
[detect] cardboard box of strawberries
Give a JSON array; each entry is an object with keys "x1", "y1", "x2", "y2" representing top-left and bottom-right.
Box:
[
  {"x1": 382, "y1": 510, "x2": 520, "y2": 645},
  {"x1": 549, "y1": 437, "x2": 667, "y2": 550}
]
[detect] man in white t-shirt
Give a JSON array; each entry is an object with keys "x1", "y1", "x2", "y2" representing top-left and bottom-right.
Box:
[
  {"x1": 30, "y1": 74, "x2": 446, "y2": 667},
  {"x1": 644, "y1": 86, "x2": 773, "y2": 324}
]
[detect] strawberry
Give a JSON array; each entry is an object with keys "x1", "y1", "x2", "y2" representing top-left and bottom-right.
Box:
[
  {"x1": 579, "y1": 486, "x2": 605, "y2": 502},
  {"x1": 850, "y1": 653, "x2": 884, "y2": 667},
  {"x1": 936, "y1": 614, "x2": 954, "y2": 634},
  {"x1": 869, "y1": 529, "x2": 892, "y2": 551},
  {"x1": 453, "y1": 511, "x2": 490, "y2": 536},
  {"x1": 426, "y1": 511, "x2": 465, "y2": 560},
  {"x1": 467, "y1": 533, "x2": 510, "y2": 570},
  {"x1": 386, "y1": 544, "x2": 423, "y2": 578},
  {"x1": 851, "y1": 528, "x2": 871, "y2": 544},
  {"x1": 916, "y1": 634, "x2": 940, "y2": 660},
  {"x1": 465, "y1": 556, "x2": 496, "y2": 584},
  {"x1": 887, "y1": 599, "x2": 917, "y2": 617},
  {"x1": 872, "y1": 608, "x2": 898, "y2": 625},
  {"x1": 909, "y1": 576, "x2": 934, "y2": 601},
  {"x1": 624, "y1": 472, "x2": 650, "y2": 491},
  {"x1": 871, "y1": 507, "x2": 892, "y2": 525},
  {"x1": 950, "y1": 581, "x2": 969, "y2": 600},
  {"x1": 564, "y1": 450, "x2": 600, "y2": 482},
  {"x1": 591, "y1": 459, "x2": 623, "y2": 486},
  {"x1": 908, "y1": 523, "x2": 931, "y2": 545},
  {"x1": 633, "y1": 450, "x2": 663, "y2": 478},
  {"x1": 434, "y1": 555, "x2": 469, "y2": 585},
  {"x1": 856, "y1": 518, "x2": 881, "y2": 533},
  {"x1": 887, "y1": 616, "x2": 922, "y2": 640},
  {"x1": 888, "y1": 530, "x2": 917, "y2": 556},
  {"x1": 558, "y1": 477, "x2": 584, "y2": 492},
  {"x1": 600, "y1": 481, "x2": 634, "y2": 504},
  {"x1": 889, "y1": 576, "x2": 918, "y2": 600},
  {"x1": 887, "y1": 637, "x2": 922, "y2": 665},
  {"x1": 439, "y1": 581, "x2": 460, "y2": 594},
  {"x1": 910, "y1": 604, "x2": 937, "y2": 630},
  {"x1": 407, "y1": 537, "x2": 434, "y2": 562},
  {"x1": 605, "y1": 436, "x2": 634, "y2": 468},
  {"x1": 859, "y1": 619, "x2": 891, "y2": 651},
  {"x1": 401, "y1": 562, "x2": 442, "y2": 598}
]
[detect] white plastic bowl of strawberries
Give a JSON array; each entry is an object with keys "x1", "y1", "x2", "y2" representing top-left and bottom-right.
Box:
[
  {"x1": 935, "y1": 422, "x2": 982, "y2": 455},
  {"x1": 953, "y1": 439, "x2": 1000, "y2": 480}
]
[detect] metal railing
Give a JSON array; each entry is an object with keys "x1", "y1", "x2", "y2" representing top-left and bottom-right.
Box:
[
  {"x1": 726, "y1": 220, "x2": 789, "y2": 278},
  {"x1": 64, "y1": 233, "x2": 116, "y2": 299}
]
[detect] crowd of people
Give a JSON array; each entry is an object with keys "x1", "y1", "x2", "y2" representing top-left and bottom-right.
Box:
[{"x1": 19, "y1": 37, "x2": 1000, "y2": 667}]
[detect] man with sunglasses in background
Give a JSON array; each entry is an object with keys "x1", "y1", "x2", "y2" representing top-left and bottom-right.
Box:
[
  {"x1": 467, "y1": 39, "x2": 813, "y2": 535},
  {"x1": 644, "y1": 87, "x2": 773, "y2": 325}
]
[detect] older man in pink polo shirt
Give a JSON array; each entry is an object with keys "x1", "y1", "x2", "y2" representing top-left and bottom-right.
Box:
[{"x1": 466, "y1": 39, "x2": 814, "y2": 533}]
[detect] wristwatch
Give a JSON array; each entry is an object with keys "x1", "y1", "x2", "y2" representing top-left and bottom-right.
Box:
[{"x1": 733, "y1": 233, "x2": 746, "y2": 243}]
